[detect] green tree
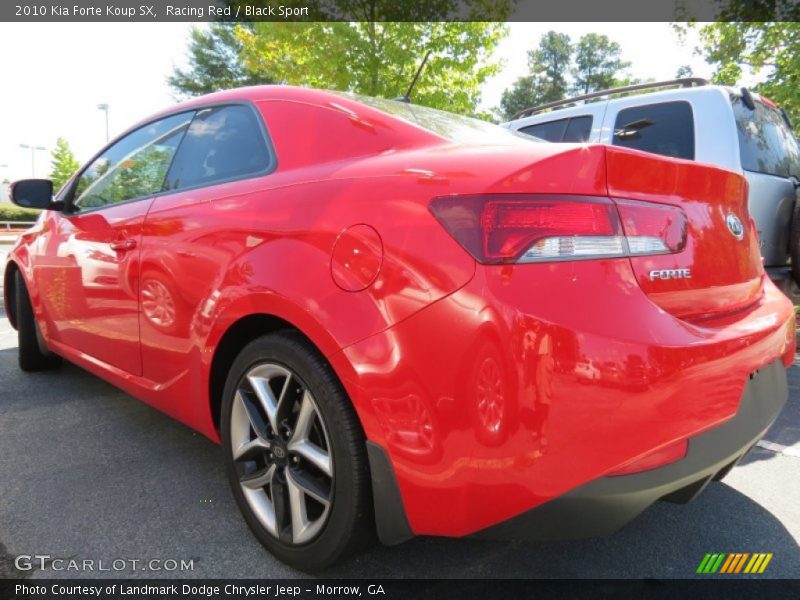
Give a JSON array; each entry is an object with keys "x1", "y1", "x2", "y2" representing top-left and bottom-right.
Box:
[
  {"x1": 571, "y1": 33, "x2": 630, "y2": 95},
  {"x1": 676, "y1": 64, "x2": 694, "y2": 78},
  {"x1": 49, "y1": 137, "x2": 80, "y2": 192},
  {"x1": 499, "y1": 31, "x2": 572, "y2": 119},
  {"x1": 692, "y1": 23, "x2": 800, "y2": 123},
  {"x1": 237, "y1": 21, "x2": 507, "y2": 117},
  {"x1": 169, "y1": 23, "x2": 273, "y2": 98}
]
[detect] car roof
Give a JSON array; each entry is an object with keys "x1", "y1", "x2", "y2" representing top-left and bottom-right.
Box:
[{"x1": 504, "y1": 84, "x2": 748, "y2": 128}]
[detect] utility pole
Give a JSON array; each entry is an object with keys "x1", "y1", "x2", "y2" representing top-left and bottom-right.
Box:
[
  {"x1": 19, "y1": 144, "x2": 46, "y2": 177},
  {"x1": 97, "y1": 103, "x2": 110, "y2": 142}
]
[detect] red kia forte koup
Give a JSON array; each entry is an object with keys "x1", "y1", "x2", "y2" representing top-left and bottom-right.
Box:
[{"x1": 4, "y1": 87, "x2": 796, "y2": 570}]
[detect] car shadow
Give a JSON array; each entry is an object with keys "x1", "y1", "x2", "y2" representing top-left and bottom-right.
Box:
[
  {"x1": 321, "y1": 483, "x2": 800, "y2": 578},
  {"x1": 0, "y1": 346, "x2": 797, "y2": 580}
]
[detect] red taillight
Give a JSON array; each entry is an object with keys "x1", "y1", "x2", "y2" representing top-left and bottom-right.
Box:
[
  {"x1": 615, "y1": 199, "x2": 687, "y2": 254},
  {"x1": 607, "y1": 439, "x2": 688, "y2": 477},
  {"x1": 429, "y1": 194, "x2": 687, "y2": 264}
]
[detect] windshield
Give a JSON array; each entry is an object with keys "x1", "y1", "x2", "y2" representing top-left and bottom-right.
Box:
[
  {"x1": 731, "y1": 94, "x2": 800, "y2": 179},
  {"x1": 341, "y1": 93, "x2": 537, "y2": 146}
]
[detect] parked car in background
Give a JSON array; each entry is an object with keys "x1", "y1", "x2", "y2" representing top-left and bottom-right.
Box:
[
  {"x1": 505, "y1": 79, "x2": 800, "y2": 289},
  {"x1": 4, "y1": 86, "x2": 796, "y2": 570}
]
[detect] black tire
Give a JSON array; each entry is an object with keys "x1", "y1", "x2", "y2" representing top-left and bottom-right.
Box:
[
  {"x1": 220, "y1": 331, "x2": 373, "y2": 571},
  {"x1": 14, "y1": 271, "x2": 61, "y2": 372},
  {"x1": 791, "y1": 201, "x2": 800, "y2": 287}
]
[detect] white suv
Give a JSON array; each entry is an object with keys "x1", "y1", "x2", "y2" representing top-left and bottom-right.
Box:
[{"x1": 504, "y1": 79, "x2": 800, "y2": 287}]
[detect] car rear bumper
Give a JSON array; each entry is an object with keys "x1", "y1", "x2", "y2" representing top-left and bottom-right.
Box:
[
  {"x1": 335, "y1": 258, "x2": 796, "y2": 539},
  {"x1": 473, "y1": 358, "x2": 788, "y2": 540}
]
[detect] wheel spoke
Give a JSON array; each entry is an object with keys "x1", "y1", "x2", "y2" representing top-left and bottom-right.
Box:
[
  {"x1": 236, "y1": 391, "x2": 269, "y2": 439},
  {"x1": 270, "y1": 474, "x2": 292, "y2": 543},
  {"x1": 248, "y1": 368, "x2": 292, "y2": 434},
  {"x1": 288, "y1": 391, "x2": 332, "y2": 477},
  {"x1": 233, "y1": 435, "x2": 271, "y2": 461},
  {"x1": 290, "y1": 440, "x2": 332, "y2": 477},
  {"x1": 290, "y1": 391, "x2": 316, "y2": 443},
  {"x1": 287, "y1": 467, "x2": 331, "y2": 506},
  {"x1": 240, "y1": 464, "x2": 275, "y2": 490},
  {"x1": 286, "y1": 470, "x2": 310, "y2": 543}
]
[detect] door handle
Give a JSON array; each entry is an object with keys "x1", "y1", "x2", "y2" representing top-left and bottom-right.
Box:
[{"x1": 109, "y1": 238, "x2": 137, "y2": 252}]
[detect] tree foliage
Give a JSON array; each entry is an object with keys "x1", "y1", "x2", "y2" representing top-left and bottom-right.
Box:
[
  {"x1": 237, "y1": 22, "x2": 507, "y2": 117},
  {"x1": 500, "y1": 31, "x2": 571, "y2": 119},
  {"x1": 691, "y1": 23, "x2": 800, "y2": 124},
  {"x1": 0, "y1": 204, "x2": 40, "y2": 221},
  {"x1": 168, "y1": 23, "x2": 273, "y2": 98},
  {"x1": 499, "y1": 32, "x2": 634, "y2": 120},
  {"x1": 571, "y1": 33, "x2": 630, "y2": 95},
  {"x1": 49, "y1": 137, "x2": 80, "y2": 193}
]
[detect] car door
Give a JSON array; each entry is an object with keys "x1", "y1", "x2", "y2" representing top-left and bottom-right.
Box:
[
  {"x1": 137, "y1": 104, "x2": 275, "y2": 389},
  {"x1": 39, "y1": 111, "x2": 194, "y2": 375}
]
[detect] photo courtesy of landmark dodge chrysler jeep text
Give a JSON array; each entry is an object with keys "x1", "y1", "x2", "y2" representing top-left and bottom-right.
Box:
[{"x1": 4, "y1": 86, "x2": 795, "y2": 570}]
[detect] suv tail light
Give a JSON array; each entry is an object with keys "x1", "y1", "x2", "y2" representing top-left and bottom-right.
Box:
[{"x1": 429, "y1": 194, "x2": 687, "y2": 264}]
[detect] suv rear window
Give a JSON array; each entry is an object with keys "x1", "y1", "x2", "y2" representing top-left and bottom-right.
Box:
[
  {"x1": 520, "y1": 116, "x2": 592, "y2": 143},
  {"x1": 612, "y1": 101, "x2": 694, "y2": 160},
  {"x1": 731, "y1": 95, "x2": 800, "y2": 179}
]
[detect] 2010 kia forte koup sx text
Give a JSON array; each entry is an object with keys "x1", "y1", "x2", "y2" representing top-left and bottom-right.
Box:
[{"x1": 3, "y1": 87, "x2": 796, "y2": 570}]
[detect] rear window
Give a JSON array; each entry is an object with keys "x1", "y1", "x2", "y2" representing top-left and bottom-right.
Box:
[
  {"x1": 520, "y1": 116, "x2": 592, "y2": 143},
  {"x1": 612, "y1": 101, "x2": 694, "y2": 160},
  {"x1": 342, "y1": 93, "x2": 533, "y2": 146},
  {"x1": 732, "y1": 95, "x2": 800, "y2": 178}
]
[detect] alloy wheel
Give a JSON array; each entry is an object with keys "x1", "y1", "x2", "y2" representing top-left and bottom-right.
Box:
[{"x1": 230, "y1": 362, "x2": 334, "y2": 545}]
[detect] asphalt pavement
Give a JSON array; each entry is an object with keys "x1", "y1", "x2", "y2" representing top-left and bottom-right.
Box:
[{"x1": 0, "y1": 243, "x2": 799, "y2": 579}]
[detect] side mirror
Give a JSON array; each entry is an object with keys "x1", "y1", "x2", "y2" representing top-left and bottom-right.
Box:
[{"x1": 9, "y1": 179, "x2": 58, "y2": 210}]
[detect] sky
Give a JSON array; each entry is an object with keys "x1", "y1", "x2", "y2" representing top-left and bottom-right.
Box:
[{"x1": 0, "y1": 22, "x2": 714, "y2": 185}]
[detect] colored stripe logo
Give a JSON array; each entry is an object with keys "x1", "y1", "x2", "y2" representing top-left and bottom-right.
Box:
[{"x1": 696, "y1": 553, "x2": 773, "y2": 574}]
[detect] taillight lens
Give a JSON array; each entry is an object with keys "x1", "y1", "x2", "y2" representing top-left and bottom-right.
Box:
[
  {"x1": 615, "y1": 199, "x2": 687, "y2": 255},
  {"x1": 429, "y1": 194, "x2": 687, "y2": 264}
]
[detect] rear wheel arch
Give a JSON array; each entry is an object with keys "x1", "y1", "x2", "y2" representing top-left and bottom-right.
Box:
[{"x1": 207, "y1": 313, "x2": 362, "y2": 437}]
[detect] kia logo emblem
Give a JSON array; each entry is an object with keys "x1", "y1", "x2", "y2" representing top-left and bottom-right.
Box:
[{"x1": 726, "y1": 214, "x2": 744, "y2": 240}]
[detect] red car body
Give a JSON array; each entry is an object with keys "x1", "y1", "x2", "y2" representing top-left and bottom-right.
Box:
[{"x1": 3, "y1": 86, "x2": 796, "y2": 541}]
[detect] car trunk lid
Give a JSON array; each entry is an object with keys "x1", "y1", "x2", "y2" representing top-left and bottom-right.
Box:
[{"x1": 605, "y1": 146, "x2": 764, "y2": 320}]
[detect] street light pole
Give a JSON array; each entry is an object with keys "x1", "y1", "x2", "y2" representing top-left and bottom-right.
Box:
[
  {"x1": 97, "y1": 103, "x2": 110, "y2": 142},
  {"x1": 19, "y1": 144, "x2": 46, "y2": 177}
]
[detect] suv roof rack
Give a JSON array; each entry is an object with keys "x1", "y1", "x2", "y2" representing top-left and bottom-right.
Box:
[{"x1": 510, "y1": 77, "x2": 709, "y2": 121}]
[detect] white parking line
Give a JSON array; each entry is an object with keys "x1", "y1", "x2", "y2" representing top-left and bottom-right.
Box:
[{"x1": 757, "y1": 440, "x2": 800, "y2": 458}]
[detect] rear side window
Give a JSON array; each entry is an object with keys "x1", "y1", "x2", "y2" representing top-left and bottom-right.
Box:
[
  {"x1": 612, "y1": 101, "x2": 694, "y2": 160},
  {"x1": 164, "y1": 105, "x2": 273, "y2": 191},
  {"x1": 521, "y1": 119, "x2": 568, "y2": 142},
  {"x1": 563, "y1": 116, "x2": 592, "y2": 142},
  {"x1": 731, "y1": 95, "x2": 800, "y2": 178},
  {"x1": 520, "y1": 115, "x2": 592, "y2": 143}
]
